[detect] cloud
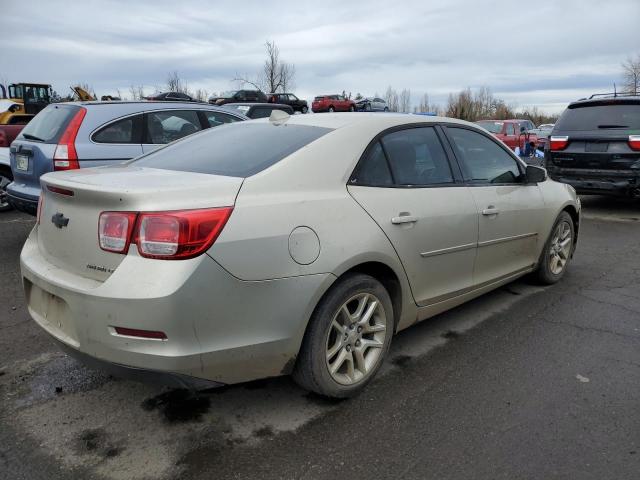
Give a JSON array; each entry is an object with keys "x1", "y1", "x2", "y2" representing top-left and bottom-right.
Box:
[{"x1": 1, "y1": 0, "x2": 638, "y2": 113}]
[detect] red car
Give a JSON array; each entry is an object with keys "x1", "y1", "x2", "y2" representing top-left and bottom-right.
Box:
[
  {"x1": 311, "y1": 94, "x2": 356, "y2": 113},
  {"x1": 475, "y1": 119, "x2": 538, "y2": 151}
]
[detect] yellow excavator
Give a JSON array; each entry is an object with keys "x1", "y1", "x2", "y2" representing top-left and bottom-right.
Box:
[{"x1": 0, "y1": 83, "x2": 52, "y2": 125}]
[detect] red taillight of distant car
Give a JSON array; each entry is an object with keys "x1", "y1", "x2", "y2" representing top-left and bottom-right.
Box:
[
  {"x1": 53, "y1": 107, "x2": 87, "y2": 171},
  {"x1": 550, "y1": 136, "x2": 569, "y2": 151},
  {"x1": 628, "y1": 135, "x2": 640, "y2": 151},
  {"x1": 98, "y1": 207, "x2": 233, "y2": 259}
]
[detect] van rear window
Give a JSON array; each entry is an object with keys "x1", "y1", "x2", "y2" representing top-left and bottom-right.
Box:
[
  {"x1": 18, "y1": 104, "x2": 80, "y2": 143},
  {"x1": 132, "y1": 122, "x2": 332, "y2": 177}
]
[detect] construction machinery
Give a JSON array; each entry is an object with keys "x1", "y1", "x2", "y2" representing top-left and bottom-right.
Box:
[{"x1": 0, "y1": 83, "x2": 52, "y2": 125}]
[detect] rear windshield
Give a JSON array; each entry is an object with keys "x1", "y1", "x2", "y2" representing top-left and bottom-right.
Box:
[
  {"x1": 132, "y1": 122, "x2": 333, "y2": 177},
  {"x1": 555, "y1": 102, "x2": 640, "y2": 131},
  {"x1": 314, "y1": 96, "x2": 326, "y2": 101},
  {"x1": 476, "y1": 121, "x2": 504, "y2": 133},
  {"x1": 18, "y1": 104, "x2": 80, "y2": 143}
]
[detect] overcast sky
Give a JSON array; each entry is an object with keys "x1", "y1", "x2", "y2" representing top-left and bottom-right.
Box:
[{"x1": 2, "y1": 0, "x2": 639, "y2": 113}]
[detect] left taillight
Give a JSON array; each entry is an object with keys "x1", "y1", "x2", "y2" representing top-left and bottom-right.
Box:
[
  {"x1": 550, "y1": 136, "x2": 569, "y2": 151},
  {"x1": 98, "y1": 212, "x2": 138, "y2": 253},
  {"x1": 628, "y1": 135, "x2": 640, "y2": 151},
  {"x1": 53, "y1": 107, "x2": 87, "y2": 171},
  {"x1": 98, "y1": 207, "x2": 233, "y2": 259}
]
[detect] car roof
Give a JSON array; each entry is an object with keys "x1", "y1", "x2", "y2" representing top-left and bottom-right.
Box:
[
  {"x1": 223, "y1": 103, "x2": 292, "y2": 108},
  {"x1": 568, "y1": 95, "x2": 640, "y2": 107},
  {"x1": 257, "y1": 112, "x2": 479, "y2": 131}
]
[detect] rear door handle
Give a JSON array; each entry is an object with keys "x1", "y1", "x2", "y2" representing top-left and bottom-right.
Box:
[
  {"x1": 391, "y1": 215, "x2": 418, "y2": 225},
  {"x1": 482, "y1": 206, "x2": 500, "y2": 216}
]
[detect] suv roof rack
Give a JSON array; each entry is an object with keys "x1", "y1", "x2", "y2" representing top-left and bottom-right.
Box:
[{"x1": 587, "y1": 92, "x2": 640, "y2": 99}]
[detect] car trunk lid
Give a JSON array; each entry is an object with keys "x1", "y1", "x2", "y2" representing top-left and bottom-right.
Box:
[{"x1": 37, "y1": 165, "x2": 243, "y2": 281}]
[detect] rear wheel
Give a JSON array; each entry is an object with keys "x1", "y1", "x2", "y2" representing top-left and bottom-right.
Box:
[
  {"x1": 535, "y1": 211, "x2": 574, "y2": 284},
  {"x1": 383, "y1": 107, "x2": 389, "y2": 112},
  {"x1": 301, "y1": 106, "x2": 308, "y2": 114},
  {"x1": 349, "y1": 105, "x2": 355, "y2": 112},
  {"x1": 328, "y1": 106, "x2": 335, "y2": 112},
  {"x1": 293, "y1": 273, "x2": 393, "y2": 398},
  {"x1": 0, "y1": 167, "x2": 13, "y2": 212}
]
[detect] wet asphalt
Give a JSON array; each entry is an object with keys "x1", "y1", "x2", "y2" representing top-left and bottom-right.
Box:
[{"x1": 0, "y1": 196, "x2": 639, "y2": 480}]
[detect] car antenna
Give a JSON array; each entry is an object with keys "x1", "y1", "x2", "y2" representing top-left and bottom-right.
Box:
[{"x1": 269, "y1": 109, "x2": 290, "y2": 125}]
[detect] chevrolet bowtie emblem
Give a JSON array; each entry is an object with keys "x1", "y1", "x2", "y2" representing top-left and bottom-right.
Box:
[{"x1": 51, "y1": 212, "x2": 69, "y2": 229}]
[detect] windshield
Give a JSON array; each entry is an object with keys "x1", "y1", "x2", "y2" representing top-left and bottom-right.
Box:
[
  {"x1": 133, "y1": 122, "x2": 333, "y2": 177},
  {"x1": 476, "y1": 121, "x2": 504, "y2": 134},
  {"x1": 18, "y1": 104, "x2": 80, "y2": 143},
  {"x1": 555, "y1": 102, "x2": 640, "y2": 131}
]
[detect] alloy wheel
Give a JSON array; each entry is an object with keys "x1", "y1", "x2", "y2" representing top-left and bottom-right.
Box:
[
  {"x1": 548, "y1": 220, "x2": 572, "y2": 275},
  {"x1": 0, "y1": 174, "x2": 12, "y2": 210},
  {"x1": 325, "y1": 293, "x2": 387, "y2": 385}
]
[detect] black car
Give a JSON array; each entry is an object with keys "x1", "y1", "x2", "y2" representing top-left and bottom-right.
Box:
[
  {"x1": 222, "y1": 103, "x2": 294, "y2": 119},
  {"x1": 146, "y1": 91, "x2": 196, "y2": 102},
  {"x1": 209, "y1": 90, "x2": 268, "y2": 106},
  {"x1": 545, "y1": 94, "x2": 640, "y2": 198},
  {"x1": 267, "y1": 93, "x2": 308, "y2": 113}
]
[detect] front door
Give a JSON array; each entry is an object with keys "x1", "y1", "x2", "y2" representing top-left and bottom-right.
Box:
[
  {"x1": 444, "y1": 126, "x2": 546, "y2": 286},
  {"x1": 348, "y1": 125, "x2": 478, "y2": 305}
]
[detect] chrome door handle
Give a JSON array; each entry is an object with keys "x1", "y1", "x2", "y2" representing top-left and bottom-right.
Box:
[
  {"x1": 482, "y1": 206, "x2": 500, "y2": 216},
  {"x1": 391, "y1": 215, "x2": 418, "y2": 225}
]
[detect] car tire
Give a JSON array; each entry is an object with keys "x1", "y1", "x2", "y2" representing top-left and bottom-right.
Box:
[
  {"x1": 534, "y1": 211, "x2": 574, "y2": 285},
  {"x1": 293, "y1": 273, "x2": 394, "y2": 398},
  {"x1": 383, "y1": 107, "x2": 389, "y2": 112},
  {"x1": 349, "y1": 105, "x2": 355, "y2": 112},
  {"x1": 0, "y1": 167, "x2": 13, "y2": 212},
  {"x1": 328, "y1": 106, "x2": 335, "y2": 112},
  {"x1": 301, "y1": 106, "x2": 308, "y2": 114},
  {"x1": 365, "y1": 103, "x2": 372, "y2": 111}
]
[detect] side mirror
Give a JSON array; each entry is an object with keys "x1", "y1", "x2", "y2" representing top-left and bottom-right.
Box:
[{"x1": 525, "y1": 165, "x2": 547, "y2": 183}]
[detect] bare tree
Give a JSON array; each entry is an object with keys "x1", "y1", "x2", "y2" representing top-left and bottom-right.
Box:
[
  {"x1": 399, "y1": 88, "x2": 411, "y2": 113},
  {"x1": 234, "y1": 40, "x2": 296, "y2": 93},
  {"x1": 385, "y1": 86, "x2": 399, "y2": 112},
  {"x1": 128, "y1": 85, "x2": 145, "y2": 100},
  {"x1": 166, "y1": 71, "x2": 191, "y2": 95},
  {"x1": 193, "y1": 88, "x2": 209, "y2": 102},
  {"x1": 622, "y1": 54, "x2": 640, "y2": 95}
]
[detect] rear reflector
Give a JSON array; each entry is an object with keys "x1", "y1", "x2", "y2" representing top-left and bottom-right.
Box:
[
  {"x1": 47, "y1": 185, "x2": 75, "y2": 196},
  {"x1": 99, "y1": 212, "x2": 138, "y2": 253},
  {"x1": 54, "y1": 107, "x2": 86, "y2": 171},
  {"x1": 550, "y1": 135, "x2": 569, "y2": 151},
  {"x1": 113, "y1": 326, "x2": 167, "y2": 340},
  {"x1": 98, "y1": 207, "x2": 233, "y2": 259},
  {"x1": 629, "y1": 135, "x2": 640, "y2": 151}
]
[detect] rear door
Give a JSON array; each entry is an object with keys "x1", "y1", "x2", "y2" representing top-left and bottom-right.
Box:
[
  {"x1": 348, "y1": 125, "x2": 478, "y2": 306},
  {"x1": 444, "y1": 126, "x2": 546, "y2": 286},
  {"x1": 80, "y1": 113, "x2": 144, "y2": 166}
]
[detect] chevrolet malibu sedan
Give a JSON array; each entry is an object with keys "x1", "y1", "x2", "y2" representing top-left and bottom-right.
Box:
[{"x1": 21, "y1": 113, "x2": 580, "y2": 398}]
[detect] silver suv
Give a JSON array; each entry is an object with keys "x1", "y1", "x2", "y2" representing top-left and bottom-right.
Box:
[{"x1": 7, "y1": 101, "x2": 247, "y2": 215}]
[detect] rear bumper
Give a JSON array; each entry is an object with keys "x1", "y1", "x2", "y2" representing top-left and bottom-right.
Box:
[
  {"x1": 7, "y1": 188, "x2": 38, "y2": 215},
  {"x1": 547, "y1": 167, "x2": 640, "y2": 197},
  {"x1": 20, "y1": 228, "x2": 333, "y2": 386}
]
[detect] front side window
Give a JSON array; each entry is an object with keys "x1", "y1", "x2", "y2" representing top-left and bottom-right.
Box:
[
  {"x1": 447, "y1": 127, "x2": 522, "y2": 184},
  {"x1": 146, "y1": 110, "x2": 202, "y2": 144},
  {"x1": 381, "y1": 127, "x2": 454, "y2": 186},
  {"x1": 505, "y1": 124, "x2": 516, "y2": 135}
]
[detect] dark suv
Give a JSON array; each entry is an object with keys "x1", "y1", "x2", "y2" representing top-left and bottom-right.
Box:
[
  {"x1": 267, "y1": 93, "x2": 308, "y2": 113},
  {"x1": 209, "y1": 90, "x2": 268, "y2": 106},
  {"x1": 545, "y1": 94, "x2": 640, "y2": 198}
]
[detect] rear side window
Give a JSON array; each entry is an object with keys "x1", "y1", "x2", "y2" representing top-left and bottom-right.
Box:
[
  {"x1": 19, "y1": 104, "x2": 79, "y2": 143},
  {"x1": 146, "y1": 110, "x2": 202, "y2": 144},
  {"x1": 203, "y1": 111, "x2": 239, "y2": 127},
  {"x1": 447, "y1": 127, "x2": 522, "y2": 184},
  {"x1": 382, "y1": 127, "x2": 454, "y2": 186},
  {"x1": 555, "y1": 102, "x2": 640, "y2": 131},
  {"x1": 250, "y1": 107, "x2": 274, "y2": 119},
  {"x1": 133, "y1": 122, "x2": 333, "y2": 177},
  {"x1": 93, "y1": 115, "x2": 142, "y2": 144},
  {"x1": 351, "y1": 142, "x2": 393, "y2": 186}
]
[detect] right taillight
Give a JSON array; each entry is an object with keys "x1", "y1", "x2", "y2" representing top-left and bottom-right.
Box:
[
  {"x1": 54, "y1": 107, "x2": 86, "y2": 171},
  {"x1": 550, "y1": 136, "x2": 569, "y2": 151},
  {"x1": 629, "y1": 135, "x2": 640, "y2": 151},
  {"x1": 98, "y1": 207, "x2": 233, "y2": 259}
]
